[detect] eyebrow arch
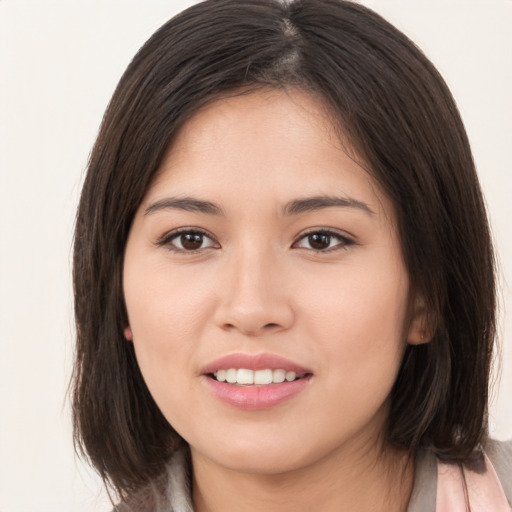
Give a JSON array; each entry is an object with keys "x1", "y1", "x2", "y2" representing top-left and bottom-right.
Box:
[
  {"x1": 145, "y1": 197, "x2": 223, "y2": 216},
  {"x1": 145, "y1": 195, "x2": 374, "y2": 217},
  {"x1": 283, "y1": 195, "x2": 375, "y2": 216}
]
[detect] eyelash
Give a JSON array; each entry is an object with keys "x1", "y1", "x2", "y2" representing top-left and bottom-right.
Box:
[
  {"x1": 156, "y1": 228, "x2": 217, "y2": 254},
  {"x1": 293, "y1": 229, "x2": 355, "y2": 252},
  {"x1": 156, "y1": 228, "x2": 355, "y2": 254}
]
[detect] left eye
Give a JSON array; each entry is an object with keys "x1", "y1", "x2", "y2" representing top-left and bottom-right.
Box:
[
  {"x1": 163, "y1": 230, "x2": 218, "y2": 252},
  {"x1": 294, "y1": 231, "x2": 352, "y2": 251}
]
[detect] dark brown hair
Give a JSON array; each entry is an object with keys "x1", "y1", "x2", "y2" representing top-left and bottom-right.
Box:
[{"x1": 72, "y1": 0, "x2": 496, "y2": 501}]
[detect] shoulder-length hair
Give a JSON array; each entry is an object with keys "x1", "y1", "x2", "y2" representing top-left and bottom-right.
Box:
[{"x1": 72, "y1": 0, "x2": 496, "y2": 500}]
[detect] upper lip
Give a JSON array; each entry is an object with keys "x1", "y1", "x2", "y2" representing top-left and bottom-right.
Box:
[{"x1": 201, "y1": 353, "x2": 312, "y2": 375}]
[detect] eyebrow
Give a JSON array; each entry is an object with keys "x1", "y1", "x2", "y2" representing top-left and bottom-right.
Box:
[
  {"x1": 282, "y1": 195, "x2": 375, "y2": 216},
  {"x1": 145, "y1": 197, "x2": 223, "y2": 216},
  {"x1": 144, "y1": 194, "x2": 375, "y2": 217}
]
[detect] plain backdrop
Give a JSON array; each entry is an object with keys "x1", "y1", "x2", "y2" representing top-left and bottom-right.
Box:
[{"x1": 0, "y1": 1, "x2": 511, "y2": 511}]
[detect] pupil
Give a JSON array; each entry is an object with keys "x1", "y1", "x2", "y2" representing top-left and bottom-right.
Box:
[
  {"x1": 181, "y1": 233, "x2": 203, "y2": 250},
  {"x1": 309, "y1": 233, "x2": 330, "y2": 250}
]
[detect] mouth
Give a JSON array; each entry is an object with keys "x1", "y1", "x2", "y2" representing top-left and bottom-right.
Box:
[
  {"x1": 201, "y1": 353, "x2": 312, "y2": 409},
  {"x1": 209, "y1": 368, "x2": 309, "y2": 386}
]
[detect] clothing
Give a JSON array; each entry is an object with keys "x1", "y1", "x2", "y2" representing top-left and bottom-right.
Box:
[
  {"x1": 118, "y1": 439, "x2": 512, "y2": 511},
  {"x1": 407, "y1": 439, "x2": 512, "y2": 511}
]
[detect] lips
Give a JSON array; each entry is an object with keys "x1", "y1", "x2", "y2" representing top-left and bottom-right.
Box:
[
  {"x1": 201, "y1": 353, "x2": 312, "y2": 410},
  {"x1": 201, "y1": 352, "x2": 311, "y2": 375}
]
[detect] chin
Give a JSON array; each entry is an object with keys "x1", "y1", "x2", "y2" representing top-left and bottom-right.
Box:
[
  {"x1": 189, "y1": 432, "x2": 330, "y2": 476},
  {"x1": 212, "y1": 452, "x2": 307, "y2": 476}
]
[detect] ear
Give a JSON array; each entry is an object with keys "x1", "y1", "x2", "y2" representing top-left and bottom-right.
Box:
[
  {"x1": 124, "y1": 326, "x2": 133, "y2": 341},
  {"x1": 407, "y1": 295, "x2": 432, "y2": 345}
]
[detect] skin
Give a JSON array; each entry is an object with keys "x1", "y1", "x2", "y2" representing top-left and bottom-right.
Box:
[{"x1": 123, "y1": 88, "x2": 428, "y2": 511}]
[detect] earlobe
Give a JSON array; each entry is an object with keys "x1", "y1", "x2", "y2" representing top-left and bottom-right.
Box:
[
  {"x1": 407, "y1": 295, "x2": 433, "y2": 345},
  {"x1": 124, "y1": 326, "x2": 133, "y2": 341},
  {"x1": 407, "y1": 328, "x2": 430, "y2": 345}
]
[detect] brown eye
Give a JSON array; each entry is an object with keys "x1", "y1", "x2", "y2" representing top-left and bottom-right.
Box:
[
  {"x1": 308, "y1": 233, "x2": 331, "y2": 250},
  {"x1": 165, "y1": 230, "x2": 217, "y2": 252},
  {"x1": 180, "y1": 232, "x2": 204, "y2": 250},
  {"x1": 294, "y1": 230, "x2": 353, "y2": 252}
]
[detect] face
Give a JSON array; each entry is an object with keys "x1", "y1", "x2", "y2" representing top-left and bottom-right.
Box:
[{"x1": 123, "y1": 88, "x2": 423, "y2": 475}]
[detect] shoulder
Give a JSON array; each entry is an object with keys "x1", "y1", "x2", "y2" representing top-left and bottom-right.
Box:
[
  {"x1": 485, "y1": 438, "x2": 512, "y2": 500},
  {"x1": 407, "y1": 449, "x2": 437, "y2": 512},
  {"x1": 110, "y1": 447, "x2": 192, "y2": 512},
  {"x1": 408, "y1": 440, "x2": 512, "y2": 512}
]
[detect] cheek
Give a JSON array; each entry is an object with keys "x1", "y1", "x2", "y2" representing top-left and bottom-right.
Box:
[
  {"x1": 125, "y1": 252, "x2": 213, "y2": 341},
  {"x1": 298, "y1": 256, "x2": 409, "y2": 388},
  {"x1": 123, "y1": 256, "x2": 218, "y2": 408},
  {"x1": 300, "y1": 256, "x2": 409, "y2": 336}
]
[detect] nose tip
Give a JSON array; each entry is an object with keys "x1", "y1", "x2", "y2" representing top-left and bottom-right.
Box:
[
  {"x1": 213, "y1": 259, "x2": 295, "y2": 336},
  {"x1": 218, "y1": 309, "x2": 290, "y2": 337},
  {"x1": 215, "y1": 294, "x2": 295, "y2": 335}
]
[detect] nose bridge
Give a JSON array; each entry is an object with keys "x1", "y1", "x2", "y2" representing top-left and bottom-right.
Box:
[{"x1": 215, "y1": 238, "x2": 293, "y2": 334}]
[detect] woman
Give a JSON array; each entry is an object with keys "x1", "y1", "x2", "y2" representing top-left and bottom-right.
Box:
[{"x1": 72, "y1": 0, "x2": 511, "y2": 510}]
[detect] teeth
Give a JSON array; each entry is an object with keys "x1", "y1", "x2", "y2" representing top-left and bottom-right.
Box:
[
  {"x1": 273, "y1": 369, "x2": 286, "y2": 383},
  {"x1": 237, "y1": 369, "x2": 254, "y2": 385},
  {"x1": 212, "y1": 368, "x2": 300, "y2": 385},
  {"x1": 226, "y1": 368, "x2": 237, "y2": 384},
  {"x1": 254, "y1": 369, "x2": 273, "y2": 385},
  {"x1": 285, "y1": 371, "x2": 296, "y2": 382}
]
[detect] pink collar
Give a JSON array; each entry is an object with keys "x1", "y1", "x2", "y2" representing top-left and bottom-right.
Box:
[{"x1": 436, "y1": 451, "x2": 510, "y2": 511}]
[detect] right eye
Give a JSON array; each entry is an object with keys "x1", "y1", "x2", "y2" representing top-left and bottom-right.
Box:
[{"x1": 158, "y1": 229, "x2": 219, "y2": 253}]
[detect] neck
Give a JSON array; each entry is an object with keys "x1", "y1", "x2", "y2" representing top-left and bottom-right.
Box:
[{"x1": 191, "y1": 438, "x2": 415, "y2": 512}]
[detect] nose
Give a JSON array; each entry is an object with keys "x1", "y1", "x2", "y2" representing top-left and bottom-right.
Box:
[{"x1": 214, "y1": 246, "x2": 295, "y2": 336}]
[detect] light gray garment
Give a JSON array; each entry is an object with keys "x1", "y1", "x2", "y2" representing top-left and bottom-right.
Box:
[
  {"x1": 406, "y1": 448, "x2": 437, "y2": 512},
  {"x1": 408, "y1": 439, "x2": 512, "y2": 511},
  {"x1": 486, "y1": 438, "x2": 512, "y2": 502},
  {"x1": 122, "y1": 439, "x2": 512, "y2": 511}
]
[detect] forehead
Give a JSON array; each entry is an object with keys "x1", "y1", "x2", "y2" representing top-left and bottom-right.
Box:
[
  {"x1": 145, "y1": 87, "x2": 392, "y2": 221},
  {"x1": 173, "y1": 87, "x2": 336, "y2": 150}
]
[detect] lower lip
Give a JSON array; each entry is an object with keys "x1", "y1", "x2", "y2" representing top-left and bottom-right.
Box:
[{"x1": 203, "y1": 375, "x2": 311, "y2": 410}]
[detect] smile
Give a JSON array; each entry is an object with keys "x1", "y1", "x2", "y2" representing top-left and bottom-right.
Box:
[
  {"x1": 202, "y1": 353, "x2": 312, "y2": 409},
  {"x1": 212, "y1": 368, "x2": 303, "y2": 385}
]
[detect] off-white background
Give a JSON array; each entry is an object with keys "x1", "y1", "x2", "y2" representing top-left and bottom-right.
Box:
[{"x1": 0, "y1": 1, "x2": 510, "y2": 511}]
